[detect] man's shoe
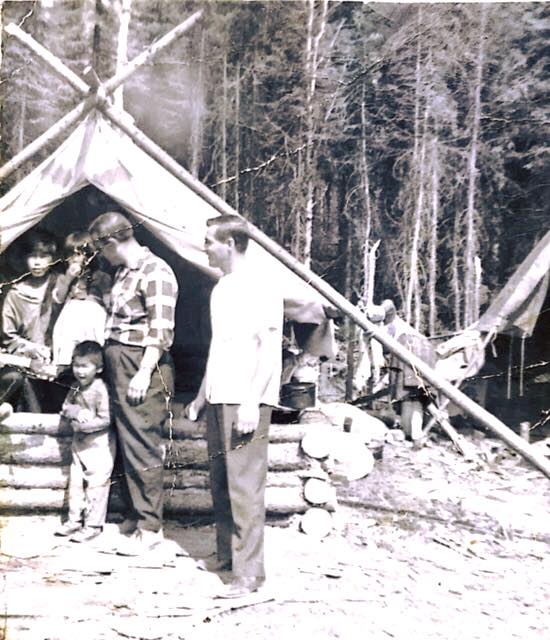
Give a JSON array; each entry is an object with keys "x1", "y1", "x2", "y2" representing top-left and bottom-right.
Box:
[
  {"x1": 70, "y1": 526, "x2": 102, "y2": 543},
  {"x1": 116, "y1": 528, "x2": 164, "y2": 556},
  {"x1": 54, "y1": 521, "x2": 82, "y2": 537},
  {"x1": 196, "y1": 557, "x2": 232, "y2": 572},
  {"x1": 217, "y1": 577, "x2": 265, "y2": 599}
]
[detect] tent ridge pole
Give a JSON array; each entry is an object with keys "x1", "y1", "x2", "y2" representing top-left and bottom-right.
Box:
[{"x1": 102, "y1": 105, "x2": 550, "y2": 480}]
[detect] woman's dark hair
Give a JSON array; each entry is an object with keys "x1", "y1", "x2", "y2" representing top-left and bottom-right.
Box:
[{"x1": 25, "y1": 230, "x2": 58, "y2": 258}]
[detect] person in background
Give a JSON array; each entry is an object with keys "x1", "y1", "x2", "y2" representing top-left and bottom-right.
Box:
[
  {"x1": 187, "y1": 214, "x2": 284, "y2": 599},
  {"x1": 52, "y1": 271, "x2": 107, "y2": 370},
  {"x1": 55, "y1": 341, "x2": 115, "y2": 543},
  {"x1": 51, "y1": 231, "x2": 112, "y2": 314},
  {"x1": 0, "y1": 231, "x2": 60, "y2": 411},
  {"x1": 89, "y1": 212, "x2": 178, "y2": 557}
]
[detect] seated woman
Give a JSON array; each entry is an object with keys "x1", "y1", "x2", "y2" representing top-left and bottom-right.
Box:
[{"x1": 0, "y1": 231, "x2": 61, "y2": 411}]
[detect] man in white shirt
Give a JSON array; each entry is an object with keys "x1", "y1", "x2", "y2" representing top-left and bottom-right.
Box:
[{"x1": 187, "y1": 214, "x2": 283, "y2": 598}]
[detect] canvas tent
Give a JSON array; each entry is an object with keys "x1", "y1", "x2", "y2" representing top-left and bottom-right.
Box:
[
  {"x1": 473, "y1": 230, "x2": 550, "y2": 339},
  {"x1": 0, "y1": 112, "x2": 334, "y2": 386}
]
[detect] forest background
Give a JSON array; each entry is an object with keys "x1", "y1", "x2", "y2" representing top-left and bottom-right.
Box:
[{"x1": 0, "y1": 1, "x2": 548, "y2": 359}]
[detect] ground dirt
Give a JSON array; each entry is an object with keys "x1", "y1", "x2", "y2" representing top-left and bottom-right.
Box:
[{"x1": 1, "y1": 432, "x2": 549, "y2": 640}]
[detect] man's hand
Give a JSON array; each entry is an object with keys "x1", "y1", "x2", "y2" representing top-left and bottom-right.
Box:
[
  {"x1": 235, "y1": 403, "x2": 260, "y2": 435},
  {"x1": 127, "y1": 368, "x2": 152, "y2": 405},
  {"x1": 185, "y1": 397, "x2": 205, "y2": 422}
]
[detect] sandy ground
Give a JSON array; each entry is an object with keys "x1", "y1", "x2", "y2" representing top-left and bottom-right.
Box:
[{"x1": 1, "y1": 433, "x2": 549, "y2": 640}]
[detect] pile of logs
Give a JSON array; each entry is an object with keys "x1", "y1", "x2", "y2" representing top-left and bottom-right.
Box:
[{"x1": 0, "y1": 405, "x2": 386, "y2": 537}]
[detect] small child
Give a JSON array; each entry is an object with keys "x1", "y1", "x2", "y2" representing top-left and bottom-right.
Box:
[
  {"x1": 55, "y1": 341, "x2": 115, "y2": 543},
  {"x1": 52, "y1": 271, "x2": 107, "y2": 369}
]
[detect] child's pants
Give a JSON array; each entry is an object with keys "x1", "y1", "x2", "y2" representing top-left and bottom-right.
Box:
[{"x1": 68, "y1": 430, "x2": 116, "y2": 527}]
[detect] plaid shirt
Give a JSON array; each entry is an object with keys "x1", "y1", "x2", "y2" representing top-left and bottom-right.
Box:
[{"x1": 106, "y1": 248, "x2": 178, "y2": 351}]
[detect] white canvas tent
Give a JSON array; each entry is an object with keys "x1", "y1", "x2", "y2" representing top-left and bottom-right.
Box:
[
  {"x1": 0, "y1": 113, "x2": 335, "y2": 386},
  {"x1": 0, "y1": 112, "x2": 328, "y2": 327}
]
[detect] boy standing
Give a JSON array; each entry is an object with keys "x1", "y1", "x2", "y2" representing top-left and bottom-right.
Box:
[{"x1": 55, "y1": 341, "x2": 115, "y2": 543}]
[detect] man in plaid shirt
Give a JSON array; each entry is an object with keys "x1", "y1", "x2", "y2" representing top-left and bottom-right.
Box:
[{"x1": 89, "y1": 212, "x2": 178, "y2": 556}]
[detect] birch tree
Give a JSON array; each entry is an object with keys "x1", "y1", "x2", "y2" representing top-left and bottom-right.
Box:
[
  {"x1": 463, "y1": 4, "x2": 487, "y2": 328},
  {"x1": 113, "y1": 0, "x2": 132, "y2": 110}
]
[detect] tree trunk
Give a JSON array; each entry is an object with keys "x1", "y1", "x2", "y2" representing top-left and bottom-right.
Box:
[
  {"x1": 113, "y1": 0, "x2": 132, "y2": 110},
  {"x1": 303, "y1": 0, "x2": 328, "y2": 269},
  {"x1": 464, "y1": 5, "x2": 487, "y2": 327},
  {"x1": 190, "y1": 29, "x2": 205, "y2": 179},
  {"x1": 360, "y1": 81, "x2": 374, "y2": 308},
  {"x1": 405, "y1": 12, "x2": 424, "y2": 329},
  {"x1": 452, "y1": 205, "x2": 462, "y2": 331},
  {"x1": 0, "y1": 486, "x2": 309, "y2": 516},
  {"x1": 405, "y1": 101, "x2": 429, "y2": 331},
  {"x1": 428, "y1": 136, "x2": 439, "y2": 336},
  {"x1": 345, "y1": 213, "x2": 355, "y2": 402},
  {"x1": 234, "y1": 61, "x2": 241, "y2": 211},
  {"x1": 220, "y1": 53, "x2": 228, "y2": 202}
]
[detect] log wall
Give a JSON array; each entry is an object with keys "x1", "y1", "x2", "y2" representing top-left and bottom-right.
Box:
[{"x1": 0, "y1": 413, "x2": 327, "y2": 517}]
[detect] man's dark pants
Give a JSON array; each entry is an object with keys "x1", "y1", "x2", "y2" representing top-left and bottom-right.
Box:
[
  {"x1": 206, "y1": 403, "x2": 271, "y2": 578},
  {"x1": 104, "y1": 342, "x2": 174, "y2": 533}
]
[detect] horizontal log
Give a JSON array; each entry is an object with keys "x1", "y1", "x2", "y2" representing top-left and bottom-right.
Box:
[
  {"x1": 1, "y1": 413, "x2": 313, "y2": 443},
  {"x1": 0, "y1": 485, "x2": 308, "y2": 515},
  {"x1": 0, "y1": 433, "x2": 71, "y2": 466},
  {"x1": 0, "y1": 464, "x2": 69, "y2": 489},
  {"x1": 0, "y1": 464, "x2": 305, "y2": 492},
  {"x1": 0, "y1": 413, "x2": 69, "y2": 437},
  {"x1": 0, "y1": 433, "x2": 309, "y2": 471},
  {"x1": 166, "y1": 439, "x2": 308, "y2": 472}
]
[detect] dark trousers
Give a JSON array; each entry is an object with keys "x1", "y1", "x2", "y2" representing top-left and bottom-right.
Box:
[
  {"x1": 0, "y1": 367, "x2": 70, "y2": 412},
  {"x1": 104, "y1": 342, "x2": 174, "y2": 533},
  {"x1": 206, "y1": 403, "x2": 271, "y2": 578}
]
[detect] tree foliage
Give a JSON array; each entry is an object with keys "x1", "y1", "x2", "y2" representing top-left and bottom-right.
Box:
[{"x1": 0, "y1": 0, "x2": 548, "y2": 336}]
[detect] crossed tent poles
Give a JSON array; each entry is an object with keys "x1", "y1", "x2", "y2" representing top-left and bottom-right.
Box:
[
  {"x1": 1, "y1": 8, "x2": 549, "y2": 479},
  {"x1": 0, "y1": 10, "x2": 203, "y2": 184}
]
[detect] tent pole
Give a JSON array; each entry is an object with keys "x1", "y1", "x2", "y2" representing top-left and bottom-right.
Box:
[
  {"x1": 4, "y1": 20, "x2": 549, "y2": 480},
  {"x1": 0, "y1": 11, "x2": 203, "y2": 184},
  {"x1": 100, "y1": 106, "x2": 550, "y2": 480},
  {"x1": 0, "y1": 97, "x2": 98, "y2": 184}
]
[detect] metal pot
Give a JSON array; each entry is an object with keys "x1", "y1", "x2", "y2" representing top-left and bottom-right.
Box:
[{"x1": 280, "y1": 381, "x2": 316, "y2": 410}]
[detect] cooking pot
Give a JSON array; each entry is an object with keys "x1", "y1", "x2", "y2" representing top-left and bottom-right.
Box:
[{"x1": 280, "y1": 381, "x2": 316, "y2": 410}]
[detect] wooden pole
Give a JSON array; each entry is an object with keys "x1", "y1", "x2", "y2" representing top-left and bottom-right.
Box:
[
  {"x1": 0, "y1": 97, "x2": 97, "y2": 183},
  {"x1": 3, "y1": 16, "x2": 549, "y2": 480},
  {"x1": 89, "y1": 112, "x2": 550, "y2": 479},
  {"x1": 4, "y1": 22, "x2": 90, "y2": 94},
  {"x1": 0, "y1": 10, "x2": 203, "y2": 183}
]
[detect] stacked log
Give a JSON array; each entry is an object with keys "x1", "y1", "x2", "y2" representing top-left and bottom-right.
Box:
[
  {"x1": 297, "y1": 405, "x2": 386, "y2": 537},
  {"x1": 0, "y1": 414, "x2": 327, "y2": 517}
]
